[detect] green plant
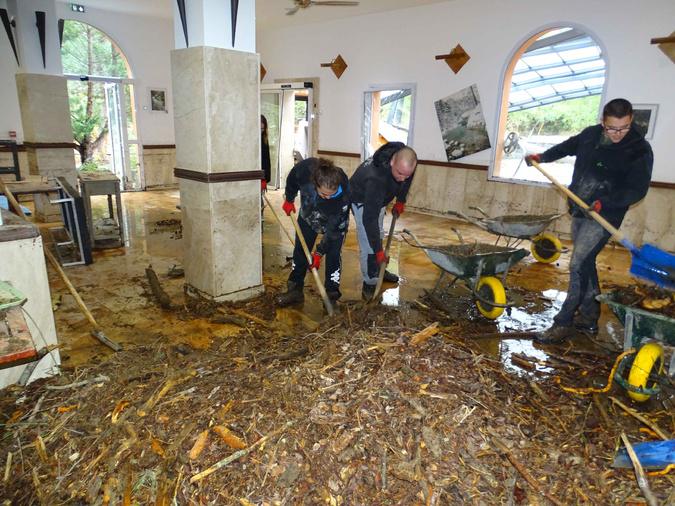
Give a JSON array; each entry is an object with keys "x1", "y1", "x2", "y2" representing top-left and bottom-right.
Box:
[{"x1": 78, "y1": 160, "x2": 100, "y2": 172}]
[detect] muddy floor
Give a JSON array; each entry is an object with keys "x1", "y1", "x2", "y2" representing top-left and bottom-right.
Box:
[{"x1": 0, "y1": 190, "x2": 673, "y2": 505}]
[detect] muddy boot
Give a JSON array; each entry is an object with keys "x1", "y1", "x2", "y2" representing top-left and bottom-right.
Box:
[
  {"x1": 361, "y1": 282, "x2": 376, "y2": 301},
  {"x1": 535, "y1": 324, "x2": 575, "y2": 344},
  {"x1": 383, "y1": 270, "x2": 399, "y2": 283},
  {"x1": 275, "y1": 282, "x2": 304, "y2": 307},
  {"x1": 573, "y1": 314, "x2": 598, "y2": 336},
  {"x1": 326, "y1": 290, "x2": 341, "y2": 302}
]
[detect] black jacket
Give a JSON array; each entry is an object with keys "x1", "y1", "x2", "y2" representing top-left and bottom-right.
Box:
[
  {"x1": 284, "y1": 158, "x2": 350, "y2": 255},
  {"x1": 261, "y1": 137, "x2": 271, "y2": 183},
  {"x1": 349, "y1": 142, "x2": 415, "y2": 252},
  {"x1": 540, "y1": 125, "x2": 653, "y2": 228}
]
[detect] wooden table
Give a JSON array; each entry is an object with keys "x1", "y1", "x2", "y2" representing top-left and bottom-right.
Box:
[{"x1": 78, "y1": 171, "x2": 124, "y2": 248}]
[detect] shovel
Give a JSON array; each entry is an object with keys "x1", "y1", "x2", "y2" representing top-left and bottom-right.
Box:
[
  {"x1": 263, "y1": 193, "x2": 334, "y2": 316},
  {"x1": 530, "y1": 160, "x2": 675, "y2": 289},
  {"x1": 370, "y1": 212, "x2": 399, "y2": 302}
]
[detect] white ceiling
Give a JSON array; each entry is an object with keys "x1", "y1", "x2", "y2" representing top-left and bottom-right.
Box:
[{"x1": 71, "y1": 1, "x2": 450, "y2": 29}]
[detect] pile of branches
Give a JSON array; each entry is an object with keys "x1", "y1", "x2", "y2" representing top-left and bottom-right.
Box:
[{"x1": 1, "y1": 302, "x2": 673, "y2": 504}]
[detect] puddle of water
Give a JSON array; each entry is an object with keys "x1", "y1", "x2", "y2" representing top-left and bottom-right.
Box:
[{"x1": 501, "y1": 339, "x2": 553, "y2": 375}]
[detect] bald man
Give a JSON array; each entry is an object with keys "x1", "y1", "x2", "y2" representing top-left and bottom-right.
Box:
[{"x1": 349, "y1": 142, "x2": 418, "y2": 300}]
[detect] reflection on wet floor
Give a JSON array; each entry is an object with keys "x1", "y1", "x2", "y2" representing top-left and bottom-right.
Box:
[{"x1": 52, "y1": 189, "x2": 637, "y2": 372}]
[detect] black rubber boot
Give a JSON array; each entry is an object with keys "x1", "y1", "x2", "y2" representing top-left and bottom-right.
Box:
[
  {"x1": 275, "y1": 282, "x2": 304, "y2": 307},
  {"x1": 573, "y1": 313, "x2": 599, "y2": 335},
  {"x1": 535, "y1": 324, "x2": 575, "y2": 344},
  {"x1": 383, "y1": 270, "x2": 399, "y2": 283},
  {"x1": 362, "y1": 282, "x2": 376, "y2": 301}
]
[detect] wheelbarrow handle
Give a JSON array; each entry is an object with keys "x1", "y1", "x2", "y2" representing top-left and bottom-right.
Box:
[{"x1": 445, "y1": 209, "x2": 489, "y2": 230}]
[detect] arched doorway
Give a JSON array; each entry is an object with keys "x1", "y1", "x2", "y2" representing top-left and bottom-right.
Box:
[
  {"x1": 492, "y1": 26, "x2": 607, "y2": 185},
  {"x1": 61, "y1": 20, "x2": 143, "y2": 190}
]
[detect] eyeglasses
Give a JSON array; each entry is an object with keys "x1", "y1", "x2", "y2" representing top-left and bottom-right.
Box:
[{"x1": 604, "y1": 125, "x2": 631, "y2": 134}]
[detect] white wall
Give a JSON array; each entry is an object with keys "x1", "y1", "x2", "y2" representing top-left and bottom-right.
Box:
[
  {"x1": 0, "y1": 2, "x2": 176, "y2": 145},
  {"x1": 258, "y1": 0, "x2": 675, "y2": 183}
]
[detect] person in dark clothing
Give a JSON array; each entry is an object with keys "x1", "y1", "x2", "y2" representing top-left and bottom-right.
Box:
[
  {"x1": 260, "y1": 115, "x2": 272, "y2": 190},
  {"x1": 276, "y1": 158, "x2": 350, "y2": 306},
  {"x1": 350, "y1": 142, "x2": 418, "y2": 300},
  {"x1": 526, "y1": 98, "x2": 653, "y2": 343}
]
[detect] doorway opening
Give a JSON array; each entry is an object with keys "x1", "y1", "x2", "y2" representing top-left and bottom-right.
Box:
[
  {"x1": 261, "y1": 83, "x2": 314, "y2": 188},
  {"x1": 61, "y1": 20, "x2": 143, "y2": 191},
  {"x1": 362, "y1": 85, "x2": 415, "y2": 160}
]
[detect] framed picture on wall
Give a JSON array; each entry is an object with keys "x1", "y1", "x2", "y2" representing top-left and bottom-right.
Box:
[
  {"x1": 632, "y1": 104, "x2": 658, "y2": 140},
  {"x1": 150, "y1": 88, "x2": 168, "y2": 113}
]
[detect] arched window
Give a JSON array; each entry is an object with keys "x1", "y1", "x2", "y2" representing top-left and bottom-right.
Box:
[
  {"x1": 61, "y1": 20, "x2": 143, "y2": 190},
  {"x1": 61, "y1": 20, "x2": 129, "y2": 78},
  {"x1": 492, "y1": 27, "x2": 607, "y2": 185}
]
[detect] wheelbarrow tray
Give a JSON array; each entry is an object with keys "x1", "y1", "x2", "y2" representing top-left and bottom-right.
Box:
[
  {"x1": 422, "y1": 243, "x2": 529, "y2": 279},
  {"x1": 597, "y1": 291, "x2": 675, "y2": 347},
  {"x1": 481, "y1": 214, "x2": 561, "y2": 239}
]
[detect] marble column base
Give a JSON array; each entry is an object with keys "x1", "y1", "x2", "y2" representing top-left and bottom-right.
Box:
[{"x1": 179, "y1": 178, "x2": 263, "y2": 301}]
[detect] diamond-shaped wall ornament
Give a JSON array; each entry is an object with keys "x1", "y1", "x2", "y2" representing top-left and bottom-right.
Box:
[
  {"x1": 651, "y1": 31, "x2": 675, "y2": 64},
  {"x1": 260, "y1": 63, "x2": 267, "y2": 82},
  {"x1": 320, "y1": 54, "x2": 348, "y2": 79},
  {"x1": 435, "y1": 44, "x2": 470, "y2": 74}
]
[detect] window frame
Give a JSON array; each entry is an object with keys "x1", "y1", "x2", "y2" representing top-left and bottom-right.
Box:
[
  {"x1": 361, "y1": 82, "x2": 417, "y2": 161},
  {"x1": 488, "y1": 23, "x2": 610, "y2": 187}
]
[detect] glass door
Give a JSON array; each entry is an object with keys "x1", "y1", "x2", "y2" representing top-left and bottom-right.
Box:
[
  {"x1": 104, "y1": 82, "x2": 126, "y2": 187},
  {"x1": 122, "y1": 83, "x2": 143, "y2": 190}
]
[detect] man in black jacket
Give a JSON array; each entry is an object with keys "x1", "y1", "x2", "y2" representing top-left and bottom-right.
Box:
[
  {"x1": 526, "y1": 98, "x2": 653, "y2": 343},
  {"x1": 276, "y1": 158, "x2": 350, "y2": 306},
  {"x1": 350, "y1": 142, "x2": 417, "y2": 300}
]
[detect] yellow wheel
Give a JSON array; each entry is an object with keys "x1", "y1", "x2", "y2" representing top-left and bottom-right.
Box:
[
  {"x1": 627, "y1": 342, "x2": 664, "y2": 402},
  {"x1": 476, "y1": 276, "x2": 506, "y2": 319},
  {"x1": 530, "y1": 233, "x2": 562, "y2": 263}
]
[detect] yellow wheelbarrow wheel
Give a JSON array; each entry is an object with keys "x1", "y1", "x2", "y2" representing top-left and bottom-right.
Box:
[
  {"x1": 476, "y1": 276, "x2": 506, "y2": 319},
  {"x1": 627, "y1": 342, "x2": 664, "y2": 402},
  {"x1": 530, "y1": 232, "x2": 562, "y2": 263}
]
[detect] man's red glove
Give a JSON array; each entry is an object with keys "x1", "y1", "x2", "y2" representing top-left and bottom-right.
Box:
[
  {"x1": 309, "y1": 252, "x2": 322, "y2": 271},
  {"x1": 375, "y1": 249, "x2": 388, "y2": 266},
  {"x1": 261, "y1": 179, "x2": 267, "y2": 192},
  {"x1": 282, "y1": 200, "x2": 296, "y2": 216},
  {"x1": 589, "y1": 200, "x2": 602, "y2": 213},
  {"x1": 524, "y1": 153, "x2": 541, "y2": 166},
  {"x1": 392, "y1": 201, "x2": 405, "y2": 217}
]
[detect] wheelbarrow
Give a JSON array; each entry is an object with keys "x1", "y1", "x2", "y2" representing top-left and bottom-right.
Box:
[
  {"x1": 597, "y1": 291, "x2": 675, "y2": 402},
  {"x1": 402, "y1": 229, "x2": 529, "y2": 319},
  {"x1": 446, "y1": 207, "x2": 566, "y2": 264}
]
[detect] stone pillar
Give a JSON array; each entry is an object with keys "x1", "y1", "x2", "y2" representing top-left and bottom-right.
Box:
[
  {"x1": 171, "y1": 0, "x2": 262, "y2": 301},
  {"x1": 8, "y1": 0, "x2": 77, "y2": 221}
]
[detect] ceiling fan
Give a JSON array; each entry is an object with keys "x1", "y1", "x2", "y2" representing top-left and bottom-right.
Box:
[{"x1": 286, "y1": 1, "x2": 360, "y2": 16}]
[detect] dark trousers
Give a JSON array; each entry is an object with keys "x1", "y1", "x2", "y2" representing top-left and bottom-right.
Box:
[
  {"x1": 288, "y1": 215, "x2": 345, "y2": 295},
  {"x1": 554, "y1": 217, "x2": 611, "y2": 327}
]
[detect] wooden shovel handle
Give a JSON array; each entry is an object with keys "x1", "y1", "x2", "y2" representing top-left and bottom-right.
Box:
[
  {"x1": 530, "y1": 160, "x2": 626, "y2": 244},
  {"x1": 371, "y1": 212, "x2": 398, "y2": 302},
  {"x1": 288, "y1": 212, "x2": 334, "y2": 316}
]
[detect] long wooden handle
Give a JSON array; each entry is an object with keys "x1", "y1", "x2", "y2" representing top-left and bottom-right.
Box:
[
  {"x1": 262, "y1": 193, "x2": 295, "y2": 246},
  {"x1": 530, "y1": 160, "x2": 628, "y2": 245},
  {"x1": 371, "y1": 212, "x2": 398, "y2": 302},
  {"x1": 288, "y1": 212, "x2": 334, "y2": 316},
  {"x1": 1, "y1": 177, "x2": 120, "y2": 350}
]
